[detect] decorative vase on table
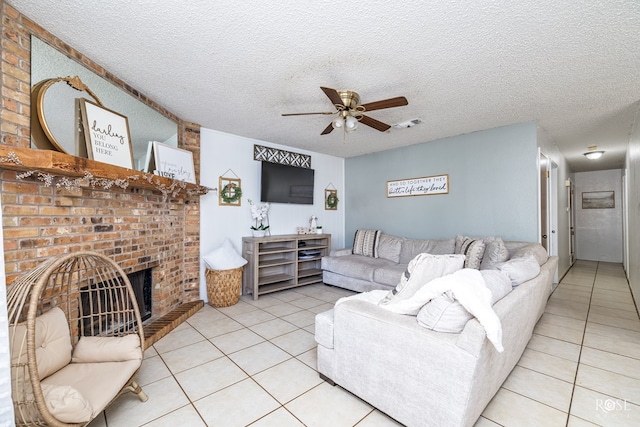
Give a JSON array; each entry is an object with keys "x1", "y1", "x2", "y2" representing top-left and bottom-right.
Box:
[{"x1": 252, "y1": 230, "x2": 266, "y2": 238}]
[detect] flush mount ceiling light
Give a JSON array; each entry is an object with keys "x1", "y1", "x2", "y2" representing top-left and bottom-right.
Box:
[{"x1": 583, "y1": 146, "x2": 604, "y2": 160}]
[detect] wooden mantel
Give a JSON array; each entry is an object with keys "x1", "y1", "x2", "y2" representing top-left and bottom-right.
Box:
[{"x1": 0, "y1": 145, "x2": 209, "y2": 197}]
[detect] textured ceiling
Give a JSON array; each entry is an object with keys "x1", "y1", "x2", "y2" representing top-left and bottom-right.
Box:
[{"x1": 9, "y1": 0, "x2": 640, "y2": 172}]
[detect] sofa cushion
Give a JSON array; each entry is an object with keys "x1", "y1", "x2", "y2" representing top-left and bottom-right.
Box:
[
  {"x1": 455, "y1": 236, "x2": 486, "y2": 269},
  {"x1": 41, "y1": 384, "x2": 93, "y2": 424},
  {"x1": 322, "y1": 254, "x2": 394, "y2": 281},
  {"x1": 379, "y1": 253, "x2": 464, "y2": 308},
  {"x1": 72, "y1": 335, "x2": 142, "y2": 363},
  {"x1": 372, "y1": 264, "x2": 407, "y2": 287},
  {"x1": 512, "y1": 244, "x2": 549, "y2": 265},
  {"x1": 496, "y1": 254, "x2": 541, "y2": 286},
  {"x1": 399, "y1": 238, "x2": 455, "y2": 264},
  {"x1": 417, "y1": 269, "x2": 512, "y2": 333},
  {"x1": 480, "y1": 237, "x2": 510, "y2": 270},
  {"x1": 352, "y1": 229, "x2": 381, "y2": 258},
  {"x1": 377, "y1": 233, "x2": 403, "y2": 263}
]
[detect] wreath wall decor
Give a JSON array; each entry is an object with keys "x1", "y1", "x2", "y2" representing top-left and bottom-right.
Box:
[
  {"x1": 325, "y1": 189, "x2": 339, "y2": 210},
  {"x1": 219, "y1": 176, "x2": 242, "y2": 206}
]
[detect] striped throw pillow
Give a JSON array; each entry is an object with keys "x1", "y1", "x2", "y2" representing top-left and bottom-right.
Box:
[
  {"x1": 352, "y1": 229, "x2": 381, "y2": 258},
  {"x1": 455, "y1": 235, "x2": 486, "y2": 269}
]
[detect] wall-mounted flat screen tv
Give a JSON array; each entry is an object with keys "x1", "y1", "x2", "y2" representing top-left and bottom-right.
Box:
[{"x1": 261, "y1": 161, "x2": 314, "y2": 205}]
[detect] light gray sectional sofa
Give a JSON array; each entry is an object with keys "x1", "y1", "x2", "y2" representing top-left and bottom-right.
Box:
[{"x1": 316, "y1": 232, "x2": 558, "y2": 427}]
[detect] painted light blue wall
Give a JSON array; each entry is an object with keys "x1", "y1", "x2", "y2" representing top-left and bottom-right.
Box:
[{"x1": 345, "y1": 122, "x2": 539, "y2": 243}]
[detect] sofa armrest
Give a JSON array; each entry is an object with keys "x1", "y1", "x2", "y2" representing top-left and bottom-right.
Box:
[{"x1": 329, "y1": 248, "x2": 352, "y2": 257}]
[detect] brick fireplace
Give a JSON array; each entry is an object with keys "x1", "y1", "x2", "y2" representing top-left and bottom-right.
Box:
[{"x1": 0, "y1": 2, "x2": 204, "y2": 326}]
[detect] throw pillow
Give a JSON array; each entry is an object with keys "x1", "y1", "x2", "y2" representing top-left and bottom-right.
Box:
[
  {"x1": 480, "y1": 237, "x2": 510, "y2": 270},
  {"x1": 379, "y1": 253, "x2": 465, "y2": 311},
  {"x1": 454, "y1": 235, "x2": 486, "y2": 269},
  {"x1": 511, "y1": 244, "x2": 548, "y2": 265},
  {"x1": 496, "y1": 254, "x2": 541, "y2": 286},
  {"x1": 352, "y1": 229, "x2": 381, "y2": 258},
  {"x1": 41, "y1": 383, "x2": 93, "y2": 423},
  {"x1": 72, "y1": 334, "x2": 142, "y2": 363}
]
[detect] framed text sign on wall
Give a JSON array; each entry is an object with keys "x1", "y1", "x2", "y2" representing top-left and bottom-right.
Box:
[
  {"x1": 387, "y1": 174, "x2": 449, "y2": 198},
  {"x1": 79, "y1": 99, "x2": 134, "y2": 169}
]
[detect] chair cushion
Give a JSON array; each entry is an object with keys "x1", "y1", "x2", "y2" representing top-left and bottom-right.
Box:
[
  {"x1": 72, "y1": 335, "x2": 142, "y2": 363},
  {"x1": 42, "y1": 359, "x2": 141, "y2": 417},
  {"x1": 10, "y1": 307, "x2": 72, "y2": 380},
  {"x1": 352, "y1": 229, "x2": 382, "y2": 258},
  {"x1": 41, "y1": 384, "x2": 93, "y2": 424}
]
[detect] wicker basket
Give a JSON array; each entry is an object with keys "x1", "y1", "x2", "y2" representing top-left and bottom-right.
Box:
[{"x1": 206, "y1": 267, "x2": 242, "y2": 307}]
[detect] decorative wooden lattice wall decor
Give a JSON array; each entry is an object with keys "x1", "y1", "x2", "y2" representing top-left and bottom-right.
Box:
[{"x1": 253, "y1": 145, "x2": 311, "y2": 168}]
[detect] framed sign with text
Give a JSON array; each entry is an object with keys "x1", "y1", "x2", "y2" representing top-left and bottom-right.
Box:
[
  {"x1": 387, "y1": 174, "x2": 449, "y2": 198},
  {"x1": 149, "y1": 141, "x2": 196, "y2": 183},
  {"x1": 79, "y1": 99, "x2": 134, "y2": 169}
]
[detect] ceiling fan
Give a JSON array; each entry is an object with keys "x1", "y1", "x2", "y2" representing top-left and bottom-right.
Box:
[{"x1": 282, "y1": 87, "x2": 408, "y2": 135}]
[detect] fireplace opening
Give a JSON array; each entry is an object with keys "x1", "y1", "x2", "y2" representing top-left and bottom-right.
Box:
[
  {"x1": 128, "y1": 268, "x2": 153, "y2": 322},
  {"x1": 80, "y1": 268, "x2": 153, "y2": 336}
]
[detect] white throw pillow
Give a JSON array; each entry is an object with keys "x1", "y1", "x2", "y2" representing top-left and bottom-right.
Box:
[
  {"x1": 203, "y1": 238, "x2": 247, "y2": 270},
  {"x1": 42, "y1": 383, "x2": 93, "y2": 423},
  {"x1": 379, "y1": 253, "x2": 465, "y2": 307},
  {"x1": 496, "y1": 254, "x2": 541, "y2": 286}
]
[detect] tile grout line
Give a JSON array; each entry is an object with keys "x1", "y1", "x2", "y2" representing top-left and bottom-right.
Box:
[{"x1": 565, "y1": 261, "x2": 598, "y2": 427}]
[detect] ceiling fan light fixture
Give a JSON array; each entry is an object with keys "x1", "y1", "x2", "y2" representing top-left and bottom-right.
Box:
[
  {"x1": 345, "y1": 115, "x2": 358, "y2": 131},
  {"x1": 332, "y1": 117, "x2": 344, "y2": 129}
]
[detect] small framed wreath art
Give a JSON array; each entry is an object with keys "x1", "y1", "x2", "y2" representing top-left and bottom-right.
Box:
[
  {"x1": 325, "y1": 189, "x2": 339, "y2": 210},
  {"x1": 219, "y1": 177, "x2": 242, "y2": 206}
]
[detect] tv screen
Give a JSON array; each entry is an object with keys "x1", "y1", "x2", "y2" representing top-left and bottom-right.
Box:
[{"x1": 261, "y1": 161, "x2": 314, "y2": 205}]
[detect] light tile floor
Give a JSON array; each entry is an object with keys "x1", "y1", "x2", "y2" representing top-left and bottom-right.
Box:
[{"x1": 90, "y1": 260, "x2": 640, "y2": 426}]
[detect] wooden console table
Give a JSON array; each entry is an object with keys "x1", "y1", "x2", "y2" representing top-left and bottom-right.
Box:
[{"x1": 242, "y1": 233, "x2": 331, "y2": 300}]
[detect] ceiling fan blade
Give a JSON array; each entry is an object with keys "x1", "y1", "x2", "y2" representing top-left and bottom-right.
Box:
[
  {"x1": 359, "y1": 115, "x2": 391, "y2": 132},
  {"x1": 320, "y1": 122, "x2": 334, "y2": 135},
  {"x1": 281, "y1": 112, "x2": 335, "y2": 116},
  {"x1": 360, "y1": 96, "x2": 408, "y2": 112},
  {"x1": 320, "y1": 87, "x2": 345, "y2": 107}
]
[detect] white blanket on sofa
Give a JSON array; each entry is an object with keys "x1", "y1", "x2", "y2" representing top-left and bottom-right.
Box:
[{"x1": 336, "y1": 269, "x2": 504, "y2": 352}]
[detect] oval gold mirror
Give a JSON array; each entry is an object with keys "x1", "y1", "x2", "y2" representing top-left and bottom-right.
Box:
[{"x1": 31, "y1": 75, "x2": 102, "y2": 157}]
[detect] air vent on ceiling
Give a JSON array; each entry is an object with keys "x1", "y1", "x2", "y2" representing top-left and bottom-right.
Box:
[{"x1": 393, "y1": 118, "x2": 422, "y2": 129}]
